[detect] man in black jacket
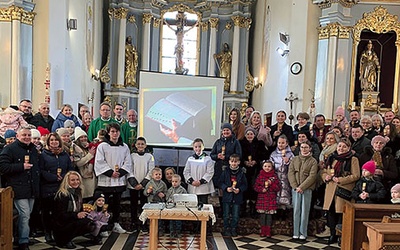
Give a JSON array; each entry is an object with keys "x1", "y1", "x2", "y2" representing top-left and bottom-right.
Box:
[
  {"x1": 30, "y1": 102, "x2": 54, "y2": 131},
  {"x1": 0, "y1": 127, "x2": 40, "y2": 250}
]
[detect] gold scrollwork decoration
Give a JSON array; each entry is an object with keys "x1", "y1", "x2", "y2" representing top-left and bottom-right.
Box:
[
  {"x1": 200, "y1": 21, "x2": 208, "y2": 32},
  {"x1": 314, "y1": 0, "x2": 358, "y2": 9},
  {"x1": 108, "y1": 7, "x2": 128, "y2": 20},
  {"x1": 153, "y1": 17, "x2": 162, "y2": 28},
  {"x1": 128, "y1": 15, "x2": 136, "y2": 23},
  {"x1": 231, "y1": 15, "x2": 252, "y2": 30},
  {"x1": 318, "y1": 22, "x2": 350, "y2": 40},
  {"x1": 225, "y1": 22, "x2": 232, "y2": 30},
  {"x1": 244, "y1": 64, "x2": 255, "y2": 93},
  {"x1": 209, "y1": 18, "x2": 219, "y2": 29},
  {"x1": 161, "y1": 3, "x2": 201, "y2": 20},
  {"x1": 100, "y1": 55, "x2": 111, "y2": 84},
  {"x1": 0, "y1": 5, "x2": 36, "y2": 25},
  {"x1": 143, "y1": 13, "x2": 153, "y2": 24}
]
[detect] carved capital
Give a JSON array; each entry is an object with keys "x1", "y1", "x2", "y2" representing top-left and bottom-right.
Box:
[
  {"x1": 153, "y1": 17, "x2": 162, "y2": 28},
  {"x1": 0, "y1": 5, "x2": 36, "y2": 25},
  {"x1": 209, "y1": 17, "x2": 219, "y2": 29},
  {"x1": 143, "y1": 13, "x2": 153, "y2": 24},
  {"x1": 318, "y1": 22, "x2": 350, "y2": 39},
  {"x1": 108, "y1": 7, "x2": 128, "y2": 20},
  {"x1": 313, "y1": 0, "x2": 359, "y2": 9},
  {"x1": 200, "y1": 21, "x2": 208, "y2": 32},
  {"x1": 128, "y1": 15, "x2": 136, "y2": 24},
  {"x1": 231, "y1": 15, "x2": 242, "y2": 27},
  {"x1": 231, "y1": 15, "x2": 252, "y2": 30}
]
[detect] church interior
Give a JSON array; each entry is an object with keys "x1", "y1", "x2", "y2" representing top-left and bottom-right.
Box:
[{"x1": 2, "y1": 0, "x2": 400, "y2": 249}]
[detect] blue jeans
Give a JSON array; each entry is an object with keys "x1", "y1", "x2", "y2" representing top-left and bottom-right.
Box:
[
  {"x1": 222, "y1": 203, "x2": 240, "y2": 230},
  {"x1": 292, "y1": 189, "x2": 312, "y2": 237},
  {"x1": 169, "y1": 220, "x2": 182, "y2": 233},
  {"x1": 14, "y1": 198, "x2": 35, "y2": 244}
]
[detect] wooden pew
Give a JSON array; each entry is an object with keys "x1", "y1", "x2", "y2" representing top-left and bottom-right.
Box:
[
  {"x1": 363, "y1": 222, "x2": 400, "y2": 249},
  {"x1": 0, "y1": 187, "x2": 14, "y2": 250},
  {"x1": 341, "y1": 201, "x2": 400, "y2": 250},
  {"x1": 362, "y1": 216, "x2": 400, "y2": 249}
]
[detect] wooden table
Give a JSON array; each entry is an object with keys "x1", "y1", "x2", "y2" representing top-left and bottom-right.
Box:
[
  {"x1": 363, "y1": 222, "x2": 400, "y2": 249},
  {"x1": 139, "y1": 204, "x2": 215, "y2": 250},
  {"x1": 341, "y1": 201, "x2": 400, "y2": 250}
]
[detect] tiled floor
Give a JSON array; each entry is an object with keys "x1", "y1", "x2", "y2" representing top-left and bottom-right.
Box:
[{"x1": 25, "y1": 231, "x2": 340, "y2": 250}]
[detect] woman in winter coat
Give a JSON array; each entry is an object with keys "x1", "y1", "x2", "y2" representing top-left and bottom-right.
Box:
[
  {"x1": 321, "y1": 138, "x2": 360, "y2": 244},
  {"x1": 228, "y1": 108, "x2": 245, "y2": 140},
  {"x1": 246, "y1": 111, "x2": 273, "y2": 147},
  {"x1": 270, "y1": 110, "x2": 294, "y2": 148},
  {"x1": 52, "y1": 104, "x2": 80, "y2": 132}
]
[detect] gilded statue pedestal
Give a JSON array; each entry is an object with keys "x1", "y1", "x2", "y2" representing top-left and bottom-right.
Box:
[{"x1": 358, "y1": 91, "x2": 379, "y2": 111}]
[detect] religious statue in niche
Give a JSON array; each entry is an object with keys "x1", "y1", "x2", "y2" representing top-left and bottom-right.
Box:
[
  {"x1": 214, "y1": 43, "x2": 232, "y2": 92},
  {"x1": 124, "y1": 36, "x2": 138, "y2": 87},
  {"x1": 164, "y1": 11, "x2": 197, "y2": 75},
  {"x1": 359, "y1": 40, "x2": 380, "y2": 92}
]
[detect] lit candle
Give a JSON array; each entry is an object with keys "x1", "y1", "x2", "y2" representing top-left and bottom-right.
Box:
[
  {"x1": 57, "y1": 168, "x2": 62, "y2": 175},
  {"x1": 103, "y1": 204, "x2": 108, "y2": 212},
  {"x1": 221, "y1": 145, "x2": 226, "y2": 155},
  {"x1": 232, "y1": 181, "x2": 237, "y2": 189},
  {"x1": 309, "y1": 124, "x2": 313, "y2": 131},
  {"x1": 294, "y1": 141, "x2": 298, "y2": 147},
  {"x1": 69, "y1": 147, "x2": 74, "y2": 156},
  {"x1": 278, "y1": 124, "x2": 283, "y2": 131},
  {"x1": 114, "y1": 164, "x2": 119, "y2": 171},
  {"x1": 248, "y1": 155, "x2": 252, "y2": 162},
  {"x1": 281, "y1": 149, "x2": 286, "y2": 157},
  {"x1": 362, "y1": 183, "x2": 366, "y2": 192},
  {"x1": 265, "y1": 180, "x2": 269, "y2": 188},
  {"x1": 330, "y1": 168, "x2": 335, "y2": 176},
  {"x1": 24, "y1": 155, "x2": 30, "y2": 163},
  {"x1": 351, "y1": 102, "x2": 356, "y2": 110}
]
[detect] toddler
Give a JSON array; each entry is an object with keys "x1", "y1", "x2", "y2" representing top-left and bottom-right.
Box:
[
  {"x1": 166, "y1": 174, "x2": 187, "y2": 237},
  {"x1": 144, "y1": 167, "x2": 167, "y2": 202},
  {"x1": 391, "y1": 184, "x2": 400, "y2": 204},
  {"x1": 352, "y1": 161, "x2": 385, "y2": 203},
  {"x1": 87, "y1": 193, "x2": 110, "y2": 245}
]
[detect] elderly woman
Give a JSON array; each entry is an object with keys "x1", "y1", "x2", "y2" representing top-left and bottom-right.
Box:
[
  {"x1": 360, "y1": 115, "x2": 378, "y2": 140},
  {"x1": 359, "y1": 135, "x2": 398, "y2": 202},
  {"x1": 270, "y1": 110, "x2": 294, "y2": 148},
  {"x1": 52, "y1": 104, "x2": 80, "y2": 132},
  {"x1": 371, "y1": 114, "x2": 384, "y2": 135},
  {"x1": 246, "y1": 111, "x2": 273, "y2": 147},
  {"x1": 228, "y1": 108, "x2": 245, "y2": 140},
  {"x1": 321, "y1": 138, "x2": 360, "y2": 244}
]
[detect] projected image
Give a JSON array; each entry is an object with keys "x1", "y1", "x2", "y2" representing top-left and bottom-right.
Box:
[{"x1": 139, "y1": 71, "x2": 224, "y2": 148}]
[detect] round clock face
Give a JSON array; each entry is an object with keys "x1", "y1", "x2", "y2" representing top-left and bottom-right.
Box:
[{"x1": 290, "y1": 62, "x2": 302, "y2": 75}]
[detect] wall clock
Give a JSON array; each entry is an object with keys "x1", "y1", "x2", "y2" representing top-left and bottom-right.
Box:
[{"x1": 290, "y1": 62, "x2": 302, "y2": 75}]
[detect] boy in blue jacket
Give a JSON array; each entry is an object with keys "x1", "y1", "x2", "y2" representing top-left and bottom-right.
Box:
[{"x1": 219, "y1": 154, "x2": 247, "y2": 237}]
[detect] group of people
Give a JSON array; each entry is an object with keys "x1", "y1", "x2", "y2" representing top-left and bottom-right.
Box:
[{"x1": 2, "y1": 99, "x2": 400, "y2": 250}]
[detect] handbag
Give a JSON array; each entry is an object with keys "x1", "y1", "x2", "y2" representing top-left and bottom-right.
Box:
[{"x1": 335, "y1": 186, "x2": 352, "y2": 201}]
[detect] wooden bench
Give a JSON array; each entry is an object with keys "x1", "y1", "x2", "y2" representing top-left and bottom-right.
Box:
[
  {"x1": 0, "y1": 187, "x2": 14, "y2": 250},
  {"x1": 363, "y1": 222, "x2": 400, "y2": 250},
  {"x1": 362, "y1": 216, "x2": 400, "y2": 249},
  {"x1": 341, "y1": 201, "x2": 400, "y2": 250}
]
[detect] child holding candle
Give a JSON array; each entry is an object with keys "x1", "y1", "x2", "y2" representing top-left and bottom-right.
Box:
[
  {"x1": 351, "y1": 161, "x2": 385, "y2": 203},
  {"x1": 218, "y1": 154, "x2": 247, "y2": 237},
  {"x1": 144, "y1": 167, "x2": 168, "y2": 203},
  {"x1": 87, "y1": 193, "x2": 110, "y2": 245},
  {"x1": 254, "y1": 160, "x2": 280, "y2": 237}
]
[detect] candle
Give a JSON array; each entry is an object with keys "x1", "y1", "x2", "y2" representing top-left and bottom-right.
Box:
[
  {"x1": 278, "y1": 124, "x2": 283, "y2": 131},
  {"x1": 248, "y1": 155, "x2": 252, "y2": 162},
  {"x1": 230, "y1": 120, "x2": 233, "y2": 125},
  {"x1": 69, "y1": 147, "x2": 74, "y2": 156},
  {"x1": 360, "y1": 102, "x2": 365, "y2": 116},
  {"x1": 345, "y1": 123, "x2": 350, "y2": 130},
  {"x1": 221, "y1": 145, "x2": 226, "y2": 155},
  {"x1": 362, "y1": 182, "x2": 366, "y2": 192},
  {"x1": 24, "y1": 155, "x2": 29, "y2": 163},
  {"x1": 103, "y1": 204, "x2": 108, "y2": 212},
  {"x1": 149, "y1": 185, "x2": 153, "y2": 191},
  {"x1": 281, "y1": 149, "x2": 286, "y2": 157},
  {"x1": 351, "y1": 102, "x2": 356, "y2": 110},
  {"x1": 57, "y1": 168, "x2": 62, "y2": 175},
  {"x1": 232, "y1": 181, "x2": 237, "y2": 189},
  {"x1": 114, "y1": 164, "x2": 119, "y2": 171},
  {"x1": 330, "y1": 168, "x2": 335, "y2": 176},
  {"x1": 265, "y1": 180, "x2": 269, "y2": 188},
  {"x1": 294, "y1": 141, "x2": 298, "y2": 146},
  {"x1": 341, "y1": 101, "x2": 345, "y2": 109},
  {"x1": 309, "y1": 124, "x2": 313, "y2": 131}
]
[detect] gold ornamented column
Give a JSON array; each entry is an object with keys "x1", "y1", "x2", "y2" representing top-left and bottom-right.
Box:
[
  {"x1": 114, "y1": 7, "x2": 128, "y2": 88},
  {"x1": 142, "y1": 13, "x2": 152, "y2": 70},
  {"x1": 208, "y1": 18, "x2": 219, "y2": 76}
]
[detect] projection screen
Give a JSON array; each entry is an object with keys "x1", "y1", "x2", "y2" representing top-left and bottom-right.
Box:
[{"x1": 138, "y1": 71, "x2": 224, "y2": 148}]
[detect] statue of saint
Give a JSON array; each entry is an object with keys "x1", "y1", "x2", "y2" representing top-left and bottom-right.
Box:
[
  {"x1": 164, "y1": 11, "x2": 197, "y2": 75},
  {"x1": 214, "y1": 43, "x2": 232, "y2": 92},
  {"x1": 124, "y1": 36, "x2": 138, "y2": 87},
  {"x1": 359, "y1": 40, "x2": 380, "y2": 92}
]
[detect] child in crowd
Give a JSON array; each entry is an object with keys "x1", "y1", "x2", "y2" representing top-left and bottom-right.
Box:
[
  {"x1": 31, "y1": 128, "x2": 43, "y2": 153},
  {"x1": 164, "y1": 167, "x2": 176, "y2": 189},
  {"x1": 254, "y1": 160, "x2": 280, "y2": 237},
  {"x1": 391, "y1": 184, "x2": 400, "y2": 204},
  {"x1": 4, "y1": 129, "x2": 16, "y2": 145},
  {"x1": 219, "y1": 154, "x2": 247, "y2": 237},
  {"x1": 87, "y1": 193, "x2": 110, "y2": 245},
  {"x1": 144, "y1": 167, "x2": 168, "y2": 203},
  {"x1": 330, "y1": 106, "x2": 349, "y2": 132},
  {"x1": 88, "y1": 129, "x2": 106, "y2": 166},
  {"x1": 288, "y1": 141, "x2": 318, "y2": 240},
  {"x1": 64, "y1": 120, "x2": 76, "y2": 141},
  {"x1": 166, "y1": 174, "x2": 187, "y2": 237},
  {"x1": 269, "y1": 135, "x2": 294, "y2": 210},
  {"x1": 184, "y1": 138, "x2": 215, "y2": 205},
  {"x1": 352, "y1": 161, "x2": 386, "y2": 203},
  {"x1": 127, "y1": 137, "x2": 155, "y2": 232}
]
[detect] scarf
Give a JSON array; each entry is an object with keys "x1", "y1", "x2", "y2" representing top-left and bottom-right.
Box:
[
  {"x1": 47, "y1": 146, "x2": 63, "y2": 155},
  {"x1": 327, "y1": 150, "x2": 353, "y2": 177},
  {"x1": 67, "y1": 187, "x2": 82, "y2": 213},
  {"x1": 319, "y1": 143, "x2": 337, "y2": 162}
]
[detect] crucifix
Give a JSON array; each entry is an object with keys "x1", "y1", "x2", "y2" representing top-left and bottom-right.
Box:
[{"x1": 285, "y1": 92, "x2": 298, "y2": 125}]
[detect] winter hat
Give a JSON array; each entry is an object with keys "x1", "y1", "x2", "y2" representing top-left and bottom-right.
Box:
[
  {"x1": 245, "y1": 126, "x2": 257, "y2": 135},
  {"x1": 221, "y1": 123, "x2": 233, "y2": 132},
  {"x1": 391, "y1": 184, "x2": 400, "y2": 193},
  {"x1": 335, "y1": 106, "x2": 345, "y2": 116},
  {"x1": 362, "y1": 160, "x2": 376, "y2": 175},
  {"x1": 93, "y1": 192, "x2": 106, "y2": 202},
  {"x1": 4, "y1": 129, "x2": 16, "y2": 139},
  {"x1": 31, "y1": 129, "x2": 41, "y2": 138},
  {"x1": 64, "y1": 120, "x2": 75, "y2": 128},
  {"x1": 371, "y1": 135, "x2": 387, "y2": 146},
  {"x1": 56, "y1": 128, "x2": 70, "y2": 137},
  {"x1": 37, "y1": 126, "x2": 50, "y2": 136},
  {"x1": 74, "y1": 127, "x2": 87, "y2": 140}
]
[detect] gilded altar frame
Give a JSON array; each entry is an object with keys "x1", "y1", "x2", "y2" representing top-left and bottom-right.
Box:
[{"x1": 349, "y1": 6, "x2": 400, "y2": 112}]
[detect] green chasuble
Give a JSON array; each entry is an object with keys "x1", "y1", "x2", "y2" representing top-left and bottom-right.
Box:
[
  {"x1": 87, "y1": 117, "x2": 117, "y2": 141},
  {"x1": 121, "y1": 122, "x2": 138, "y2": 150}
]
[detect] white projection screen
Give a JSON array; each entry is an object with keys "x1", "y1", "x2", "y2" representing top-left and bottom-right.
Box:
[{"x1": 138, "y1": 71, "x2": 224, "y2": 149}]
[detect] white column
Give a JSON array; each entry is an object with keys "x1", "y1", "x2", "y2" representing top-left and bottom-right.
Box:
[
  {"x1": 142, "y1": 13, "x2": 152, "y2": 70},
  {"x1": 116, "y1": 9, "x2": 128, "y2": 86},
  {"x1": 230, "y1": 16, "x2": 241, "y2": 93},
  {"x1": 324, "y1": 35, "x2": 338, "y2": 119},
  {"x1": 11, "y1": 19, "x2": 21, "y2": 104},
  {"x1": 208, "y1": 18, "x2": 218, "y2": 76}
]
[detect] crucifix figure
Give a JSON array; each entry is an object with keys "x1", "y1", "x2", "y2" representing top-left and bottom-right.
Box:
[
  {"x1": 164, "y1": 11, "x2": 197, "y2": 75},
  {"x1": 285, "y1": 92, "x2": 299, "y2": 125}
]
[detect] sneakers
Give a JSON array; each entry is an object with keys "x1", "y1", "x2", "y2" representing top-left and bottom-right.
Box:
[
  {"x1": 315, "y1": 226, "x2": 330, "y2": 238},
  {"x1": 292, "y1": 235, "x2": 299, "y2": 239},
  {"x1": 100, "y1": 231, "x2": 109, "y2": 237},
  {"x1": 113, "y1": 223, "x2": 127, "y2": 234},
  {"x1": 299, "y1": 235, "x2": 306, "y2": 240}
]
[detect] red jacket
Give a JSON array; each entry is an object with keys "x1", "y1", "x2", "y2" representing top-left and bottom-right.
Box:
[{"x1": 254, "y1": 169, "x2": 280, "y2": 212}]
